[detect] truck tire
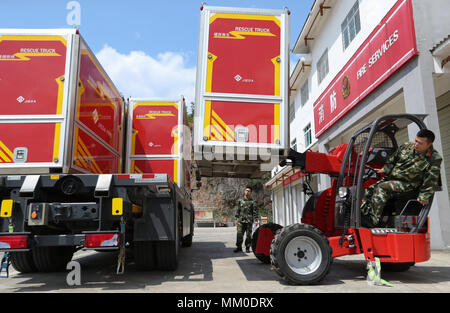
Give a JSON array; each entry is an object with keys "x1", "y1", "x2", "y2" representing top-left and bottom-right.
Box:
[
  {"x1": 9, "y1": 251, "x2": 38, "y2": 273},
  {"x1": 252, "y1": 223, "x2": 283, "y2": 264},
  {"x1": 156, "y1": 241, "x2": 178, "y2": 270},
  {"x1": 133, "y1": 241, "x2": 157, "y2": 270},
  {"x1": 32, "y1": 246, "x2": 75, "y2": 272},
  {"x1": 270, "y1": 223, "x2": 332, "y2": 285}
]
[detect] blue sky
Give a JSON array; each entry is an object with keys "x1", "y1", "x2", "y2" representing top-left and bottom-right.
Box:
[{"x1": 1, "y1": 0, "x2": 315, "y2": 106}]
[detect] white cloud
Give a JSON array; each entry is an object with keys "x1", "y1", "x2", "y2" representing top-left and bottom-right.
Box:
[{"x1": 96, "y1": 45, "x2": 196, "y2": 109}]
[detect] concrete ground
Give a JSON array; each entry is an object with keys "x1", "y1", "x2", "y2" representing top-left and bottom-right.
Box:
[{"x1": 0, "y1": 226, "x2": 449, "y2": 293}]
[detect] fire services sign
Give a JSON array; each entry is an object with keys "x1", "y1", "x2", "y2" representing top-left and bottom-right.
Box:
[{"x1": 313, "y1": 0, "x2": 418, "y2": 137}]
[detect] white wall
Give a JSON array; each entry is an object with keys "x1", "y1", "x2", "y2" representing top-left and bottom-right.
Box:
[{"x1": 291, "y1": 0, "x2": 398, "y2": 152}]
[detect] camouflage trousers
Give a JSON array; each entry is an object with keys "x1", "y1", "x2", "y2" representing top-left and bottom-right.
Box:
[
  {"x1": 236, "y1": 222, "x2": 252, "y2": 249},
  {"x1": 361, "y1": 180, "x2": 415, "y2": 225}
]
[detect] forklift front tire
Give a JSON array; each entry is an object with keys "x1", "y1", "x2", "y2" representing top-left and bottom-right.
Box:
[{"x1": 271, "y1": 224, "x2": 332, "y2": 285}]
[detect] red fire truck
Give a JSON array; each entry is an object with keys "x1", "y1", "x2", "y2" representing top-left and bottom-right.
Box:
[
  {"x1": 0, "y1": 29, "x2": 195, "y2": 275},
  {"x1": 193, "y1": 5, "x2": 291, "y2": 179}
]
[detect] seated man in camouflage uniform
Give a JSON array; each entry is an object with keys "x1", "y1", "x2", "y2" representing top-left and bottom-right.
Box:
[
  {"x1": 234, "y1": 186, "x2": 259, "y2": 253},
  {"x1": 361, "y1": 129, "x2": 442, "y2": 228}
]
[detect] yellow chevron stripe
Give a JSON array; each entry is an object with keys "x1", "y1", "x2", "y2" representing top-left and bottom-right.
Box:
[
  {"x1": 211, "y1": 124, "x2": 225, "y2": 141},
  {"x1": 0, "y1": 149, "x2": 11, "y2": 163},
  {"x1": 134, "y1": 162, "x2": 143, "y2": 174},
  {"x1": 211, "y1": 120, "x2": 225, "y2": 141},
  {"x1": 0, "y1": 141, "x2": 13, "y2": 159},
  {"x1": 76, "y1": 146, "x2": 89, "y2": 169},
  {"x1": 77, "y1": 137, "x2": 102, "y2": 174},
  {"x1": 211, "y1": 110, "x2": 235, "y2": 141},
  {"x1": 211, "y1": 118, "x2": 233, "y2": 141}
]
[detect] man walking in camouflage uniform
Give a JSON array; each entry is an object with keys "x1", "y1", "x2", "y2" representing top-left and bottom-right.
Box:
[
  {"x1": 361, "y1": 129, "x2": 442, "y2": 227},
  {"x1": 234, "y1": 186, "x2": 259, "y2": 253}
]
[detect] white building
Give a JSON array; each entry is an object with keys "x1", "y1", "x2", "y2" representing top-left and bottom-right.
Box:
[{"x1": 267, "y1": 0, "x2": 450, "y2": 249}]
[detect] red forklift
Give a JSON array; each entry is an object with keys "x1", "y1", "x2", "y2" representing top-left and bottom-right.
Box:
[{"x1": 253, "y1": 114, "x2": 440, "y2": 285}]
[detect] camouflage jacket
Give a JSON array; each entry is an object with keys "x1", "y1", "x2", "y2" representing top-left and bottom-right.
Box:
[
  {"x1": 235, "y1": 197, "x2": 258, "y2": 224},
  {"x1": 382, "y1": 142, "x2": 442, "y2": 202}
]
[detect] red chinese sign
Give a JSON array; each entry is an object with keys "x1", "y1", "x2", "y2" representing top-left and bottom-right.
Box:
[{"x1": 313, "y1": 0, "x2": 418, "y2": 137}]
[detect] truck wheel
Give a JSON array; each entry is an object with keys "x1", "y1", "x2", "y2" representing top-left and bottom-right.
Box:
[
  {"x1": 270, "y1": 224, "x2": 332, "y2": 285},
  {"x1": 133, "y1": 241, "x2": 157, "y2": 270},
  {"x1": 32, "y1": 246, "x2": 75, "y2": 272},
  {"x1": 156, "y1": 241, "x2": 178, "y2": 270},
  {"x1": 9, "y1": 251, "x2": 38, "y2": 273},
  {"x1": 252, "y1": 223, "x2": 283, "y2": 264}
]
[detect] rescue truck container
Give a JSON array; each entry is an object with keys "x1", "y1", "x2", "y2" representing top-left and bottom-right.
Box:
[
  {"x1": 193, "y1": 5, "x2": 290, "y2": 178},
  {"x1": 0, "y1": 30, "x2": 195, "y2": 275},
  {"x1": 0, "y1": 29, "x2": 124, "y2": 175},
  {"x1": 126, "y1": 97, "x2": 192, "y2": 193}
]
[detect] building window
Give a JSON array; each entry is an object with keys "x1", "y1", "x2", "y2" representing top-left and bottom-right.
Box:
[
  {"x1": 290, "y1": 138, "x2": 297, "y2": 151},
  {"x1": 304, "y1": 123, "x2": 312, "y2": 148},
  {"x1": 317, "y1": 49, "x2": 329, "y2": 85},
  {"x1": 341, "y1": 1, "x2": 361, "y2": 50},
  {"x1": 300, "y1": 79, "x2": 309, "y2": 107},
  {"x1": 289, "y1": 102, "x2": 295, "y2": 123}
]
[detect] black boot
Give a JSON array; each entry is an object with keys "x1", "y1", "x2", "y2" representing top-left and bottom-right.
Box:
[{"x1": 233, "y1": 247, "x2": 243, "y2": 253}]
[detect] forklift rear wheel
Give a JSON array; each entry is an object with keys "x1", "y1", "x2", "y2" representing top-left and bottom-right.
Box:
[{"x1": 271, "y1": 224, "x2": 332, "y2": 285}]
